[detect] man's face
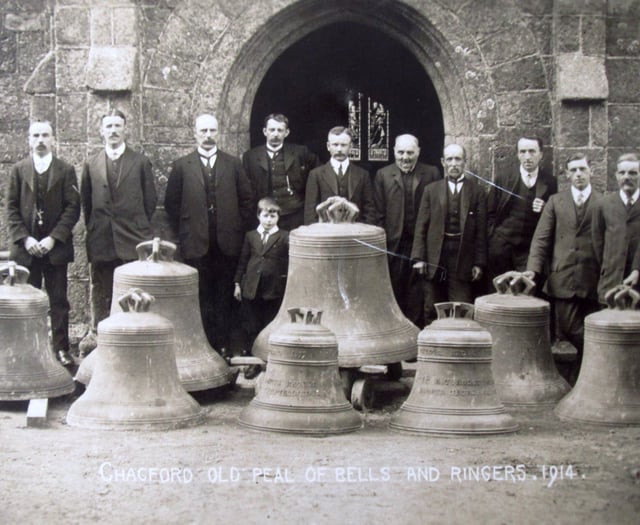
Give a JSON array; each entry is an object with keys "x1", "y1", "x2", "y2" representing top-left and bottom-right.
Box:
[
  {"x1": 441, "y1": 144, "x2": 465, "y2": 180},
  {"x1": 194, "y1": 115, "x2": 219, "y2": 150},
  {"x1": 566, "y1": 159, "x2": 591, "y2": 191},
  {"x1": 100, "y1": 116, "x2": 126, "y2": 149},
  {"x1": 327, "y1": 132, "x2": 351, "y2": 162},
  {"x1": 263, "y1": 119, "x2": 289, "y2": 149},
  {"x1": 28, "y1": 122, "x2": 54, "y2": 157},
  {"x1": 616, "y1": 160, "x2": 640, "y2": 196},
  {"x1": 394, "y1": 137, "x2": 420, "y2": 173},
  {"x1": 517, "y1": 138, "x2": 543, "y2": 173},
  {"x1": 258, "y1": 209, "x2": 279, "y2": 231}
]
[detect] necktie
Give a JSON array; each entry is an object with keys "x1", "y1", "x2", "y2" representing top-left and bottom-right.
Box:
[
  {"x1": 576, "y1": 193, "x2": 584, "y2": 206},
  {"x1": 627, "y1": 198, "x2": 634, "y2": 211},
  {"x1": 338, "y1": 164, "x2": 344, "y2": 178},
  {"x1": 201, "y1": 155, "x2": 215, "y2": 168},
  {"x1": 261, "y1": 231, "x2": 268, "y2": 245},
  {"x1": 527, "y1": 175, "x2": 534, "y2": 188}
]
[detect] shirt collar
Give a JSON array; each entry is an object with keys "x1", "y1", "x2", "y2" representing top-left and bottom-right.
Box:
[
  {"x1": 571, "y1": 185, "x2": 592, "y2": 203},
  {"x1": 32, "y1": 152, "x2": 53, "y2": 173},
  {"x1": 106, "y1": 143, "x2": 126, "y2": 160},
  {"x1": 520, "y1": 165, "x2": 539, "y2": 187},
  {"x1": 330, "y1": 158, "x2": 349, "y2": 174},
  {"x1": 620, "y1": 188, "x2": 640, "y2": 205},
  {"x1": 266, "y1": 144, "x2": 283, "y2": 154},
  {"x1": 257, "y1": 225, "x2": 279, "y2": 236},
  {"x1": 198, "y1": 146, "x2": 217, "y2": 158},
  {"x1": 447, "y1": 175, "x2": 465, "y2": 188}
]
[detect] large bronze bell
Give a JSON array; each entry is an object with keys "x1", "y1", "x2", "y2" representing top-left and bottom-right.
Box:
[
  {"x1": 239, "y1": 307, "x2": 362, "y2": 435},
  {"x1": 0, "y1": 262, "x2": 74, "y2": 400},
  {"x1": 390, "y1": 302, "x2": 517, "y2": 435},
  {"x1": 76, "y1": 238, "x2": 231, "y2": 391},
  {"x1": 253, "y1": 197, "x2": 418, "y2": 367},
  {"x1": 474, "y1": 272, "x2": 570, "y2": 406},
  {"x1": 67, "y1": 289, "x2": 204, "y2": 430},
  {"x1": 555, "y1": 285, "x2": 640, "y2": 425}
]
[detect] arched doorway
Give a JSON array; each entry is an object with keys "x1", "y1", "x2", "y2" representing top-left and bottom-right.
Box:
[{"x1": 250, "y1": 21, "x2": 444, "y2": 173}]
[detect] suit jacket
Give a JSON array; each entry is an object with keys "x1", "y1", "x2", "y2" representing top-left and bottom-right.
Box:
[
  {"x1": 7, "y1": 156, "x2": 80, "y2": 266},
  {"x1": 592, "y1": 192, "x2": 640, "y2": 302},
  {"x1": 373, "y1": 162, "x2": 441, "y2": 253},
  {"x1": 242, "y1": 143, "x2": 318, "y2": 204},
  {"x1": 411, "y1": 177, "x2": 487, "y2": 281},
  {"x1": 164, "y1": 150, "x2": 254, "y2": 259},
  {"x1": 527, "y1": 190, "x2": 600, "y2": 300},
  {"x1": 233, "y1": 229, "x2": 289, "y2": 301},
  {"x1": 487, "y1": 168, "x2": 557, "y2": 238},
  {"x1": 81, "y1": 146, "x2": 157, "y2": 263},
  {"x1": 304, "y1": 162, "x2": 375, "y2": 225}
]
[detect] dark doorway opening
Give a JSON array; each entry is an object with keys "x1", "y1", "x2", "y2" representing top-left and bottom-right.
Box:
[{"x1": 250, "y1": 21, "x2": 445, "y2": 174}]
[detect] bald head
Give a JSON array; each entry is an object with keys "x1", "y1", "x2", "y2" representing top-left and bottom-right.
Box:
[{"x1": 394, "y1": 134, "x2": 420, "y2": 173}]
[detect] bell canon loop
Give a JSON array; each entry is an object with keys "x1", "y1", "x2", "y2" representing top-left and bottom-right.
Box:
[
  {"x1": 76, "y1": 238, "x2": 231, "y2": 391},
  {"x1": 390, "y1": 302, "x2": 517, "y2": 435},
  {"x1": 555, "y1": 285, "x2": 640, "y2": 425},
  {"x1": 474, "y1": 271, "x2": 570, "y2": 406},
  {"x1": 239, "y1": 307, "x2": 362, "y2": 435},
  {"x1": 67, "y1": 288, "x2": 204, "y2": 431},
  {"x1": 0, "y1": 262, "x2": 74, "y2": 400}
]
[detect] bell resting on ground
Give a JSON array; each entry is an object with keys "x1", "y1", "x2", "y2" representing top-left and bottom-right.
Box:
[
  {"x1": 239, "y1": 307, "x2": 362, "y2": 435},
  {"x1": 67, "y1": 289, "x2": 204, "y2": 430},
  {"x1": 474, "y1": 272, "x2": 570, "y2": 406},
  {"x1": 0, "y1": 262, "x2": 74, "y2": 400},
  {"x1": 555, "y1": 285, "x2": 640, "y2": 425},
  {"x1": 253, "y1": 199, "x2": 418, "y2": 367},
  {"x1": 390, "y1": 302, "x2": 517, "y2": 435},
  {"x1": 76, "y1": 238, "x2": 231, "y2": 391}
]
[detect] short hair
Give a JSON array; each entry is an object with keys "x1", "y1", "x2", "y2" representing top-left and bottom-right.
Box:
[
  {"x1": 517, "y1": 135, "x2": 543, "y2": 151},
  {"x1": 328, "y1": 126, "x2": 352, "y2": 140},
  {"x1": 264, "y1": 113, "x2": 289, "y2": 128},
  {"x1": 565, "y1": 153, "x2": 589, "y2": 168},
  {"x1": 443, "y1": 143, "x2": 466, "y2": 160},
  {"x1": 29, "y1": 120, "x2": 54, "y2": 134},
  {"x1": 257, "y1": 197, "x2": 281, "y2": 215},
  {"x1": 394, "y1": 134, "x2": 419, "y2": 149},
  {"x1": 617, "y1": 153, "x2": 639, "y2": 165},
  {"x1": 101, "y1": 108, "x2": 126, "y2": 124}
]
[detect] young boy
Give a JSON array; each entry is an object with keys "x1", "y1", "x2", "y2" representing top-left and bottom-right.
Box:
[{"x1": 233, "y1": 198, "x2": 289, "y2": 377}]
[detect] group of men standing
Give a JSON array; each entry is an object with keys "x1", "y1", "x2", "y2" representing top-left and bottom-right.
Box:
[{"x1": 6, "y1": 111, "x2": 640, "y2": 383}]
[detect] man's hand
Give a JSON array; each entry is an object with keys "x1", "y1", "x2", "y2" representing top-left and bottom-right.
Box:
[
  {"x1": 233, "y1": 283, "x2": 242, "y2": 302},
  {"x1": 24, "y1": 236, "x2": 43, "y2": 257},
  {"x1": 532, "y1": 198, "x2": 545, "y2": 213},
  {"x1": 413, "y1": 261, "x2": 427, "y2": 275},
  {"x1": 38, "y1": 236, "x2": 55, "y2": 255},
  {"x1": 471, "y1": 265, "x2": 483, "y2": 282},
  {"x1": 623, "y1": 269, "x2": 639, "y2": 287}
]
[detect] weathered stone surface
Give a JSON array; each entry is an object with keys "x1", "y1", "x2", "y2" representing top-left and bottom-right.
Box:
[
  {"x1": 556, "y1": 54, "x2": 608, "y2": 100},
  {"x1": 144, "y1": 54, "x2": 201, "y2": 90},
  {"x1": 496, "y1": 91, "x2": 552, "y2": 127},
  {"x1": 608, "y1": 0, "x2": 640, "y2": 16},
  {"x1": 458, "y1": 1, "x2": 518, "y2": 40},
  {"x1": 0, "y1": 94, "x2": 30, "y2": 131},
  {"x1": 113, "y1": 7, "x2": 137, "y2": 46},
  {"x1": 142, "y1": 89, "x2": 191, "y2": 126},
  {"x1": 57, "y1": 94, "x2": 88, "y2": 142},
  {"x1": 17, "y1": 30, "x2": 48, "y2": 74},
  {"x1": 141, "y1": 7, "x2": 172, "y2": 48},
  {"x1": 2, "y1": 1, "x2": 45, "y2": 10},
  {"x1": 556, "y1": 102, "x2": 591, "y2": 147},
  {"x1": 554, "y1": 0, "x2": 607, "y2": 15},
  {"x1": 57, "y1": 48, "x2": 89, "y2": 93},
  {"x1": 608, "y1": 104, "x2": 640, "y2": 148},
  {"x1": 582, "y1": 15, "x2": 607, "y2": 56},
  {"x1": 526, "y1": 15, "x2": 553, "y2": 56},
  {"x1": 492, "y1": 56, "x2": 548, "y2": 91},
  {"x1": 479, "y1": 26, "x2": 538, "y2": 67},
  {"x1": 86, "y1": 46, "x2": 138, "y2": 92},
  {"x1": 607, "y1": 58, "x2": 640, "y2": 102},
  {"x1": 590, "y1": 101, "x2": 609, "y2": 147},
  {"x1": 518, "y1": 0, "x2": 553, "y2": 16},
  {"x1": 0, "y1": 27, "x2": 18, "y2": 73},
  {"x1": 54, "y1": 7, "x2": 90, "y2": 47},
  {"x1": 23, "y1": 50, "x2": 54, "y2": 94},
  {"x1": 5, "y1": 12, "x2": 45, "y2": 32},
  {"x1": 606, "y1": 17, "x2": 640, "y2": 56},
  {"x1": 555, "y1": 16, "x2": 581, "y2": 53},
  {"x1": 90, "y1": 7, "x2": 111, "y2": 46},
  {"x1": 30, "y1": 95, "x2": 55, "y2": 123}
]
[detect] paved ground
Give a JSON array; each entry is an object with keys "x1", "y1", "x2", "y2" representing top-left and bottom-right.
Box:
[{"x1": 1, "y1": 366, "x2": 639, "y2": 525}]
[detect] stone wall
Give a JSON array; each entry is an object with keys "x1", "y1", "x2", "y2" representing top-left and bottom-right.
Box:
[{"x1": 1, "y1": 0, "x2": 640, "y2": 325}]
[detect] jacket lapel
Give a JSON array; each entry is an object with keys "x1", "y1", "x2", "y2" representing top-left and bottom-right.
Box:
[
  {"x1": 262, "y1": 230, "x2": 281, "y2": 254},
  {"x1": 257, "y1": 146, "x2": 269, "y2": 172},
  {"x1": 116, "y1": 147, "x2": 135, "y2": 188},
  {"x1": 535, "y1": 173, "x2": 549, "y2": 200},
  {"x1": 283, "y1": 144, "x2": 295, "y2": 172},
  {"x1": 324, "y1": 163, "x2": 338, "y2": 196},
  {"x1": 24, "y1": 160, "x2": 36, "y2": 192},
  {"x1": 92, "y1": 150, "x2": 108, "y2": 188},
  {"x1": 47, "y1": 157, "x2": 62, "y2": 192},
  {"x1": 460, "y1": 179, "x2": 471, "y2": 233}
]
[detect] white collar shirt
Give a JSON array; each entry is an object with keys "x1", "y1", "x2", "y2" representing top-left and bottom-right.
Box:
[
  {"x1": 33, "y1": 153, "x2": 53, "y2": 174},
  {"x1": 520, "y1": 165, "x2": 539, "y2": 188}
]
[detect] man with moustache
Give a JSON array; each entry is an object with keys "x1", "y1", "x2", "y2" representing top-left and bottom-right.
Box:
[
  {"x1": 592, "y1": 153, "x2": 640, "y2": 303},
  {"x1": 7, "y1": 120, "x2": 80, "y2": 366},
  {"x1": 411, "y1": 144, "x2": 487, "y2": 324},
  {"x1": 304, "y1": 126, "x2": 375, "y2": 225},
  {"x1": 487, "y1": 136, "x2": 557, "y2": 282},
  {"x1": 165, "y1": 113, "x2": 254, "y2": 357},
  {"x1": 242, "y1": 113, "x2": 318, "y2": 231},
  {"x1": 525, "y1": 154, "x2": 601, "y2": 381},
  {"x1": 81, "y1": 109, "x2": 157, "y2": 337},
  {"x1": 374, "y1": 134, "x2": 441, "y2": 326}
]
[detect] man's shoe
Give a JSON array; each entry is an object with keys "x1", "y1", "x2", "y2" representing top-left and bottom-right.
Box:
[
  {"x1": 244, "y1": 364, "x2": 261, "y2": 380},
  {"x1": 57, "y1": 350, "x2": 74, "y2": 367}
]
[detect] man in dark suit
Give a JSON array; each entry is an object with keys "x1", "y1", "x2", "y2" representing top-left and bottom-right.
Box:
[
  {"x1": 374, "y1": 134, "x2": 441, "y2": 326},
  {"x1": 242, "y1": 113, "x2": 318, "y2": 231},
  {"x1": 592, "y1": 153, "x2": 640, "y2": 303},
  {"x1": 304, "y1": 126, "x2": 375, "y2": 225},
  {"x1": 165, "y1": 113, "x2": 254, "y2": 357},
  {"x1": 525, "y1": 154, "x2": 600, "y2": 381},
  {"x1": 411, "y1": 144, "x2": 487, "y2": 324},
  {"x1": 7, "y1": 120, "x2": 80, "y2": 366},
  {"x1": 487, "y1": 136, "x2": 557, "y2": 283},
  {"x1": 81, "y1": 109, "x2": 157, "y2": 335}
]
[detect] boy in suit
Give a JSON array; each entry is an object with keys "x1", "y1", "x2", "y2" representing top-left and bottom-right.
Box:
[{"x1": 233, "y1": 198, "x2": 289, "y2": 377}]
